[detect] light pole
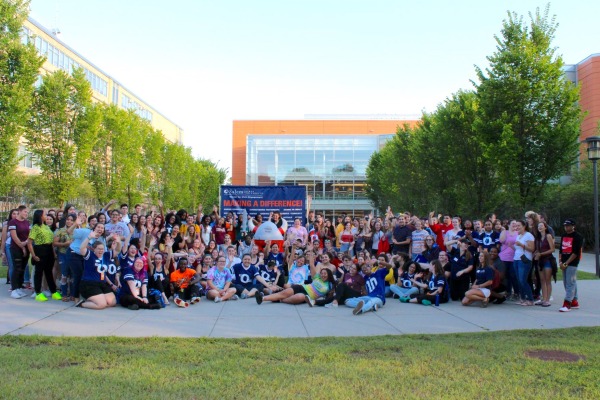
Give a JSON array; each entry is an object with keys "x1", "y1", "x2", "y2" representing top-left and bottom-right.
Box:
[{"x1": 585, "y1": 136, "x2": 600, "y2": 278}]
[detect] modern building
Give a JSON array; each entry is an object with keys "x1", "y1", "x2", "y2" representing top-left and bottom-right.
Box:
[
  {"x1": 232, "y1": 119, "x2": 419, "y2": 218},
  {"x1": 18, "y1": 17, "x2": 184, "y2": 172},
  {"x1": 564, "y1": 53, "x2": 600, "y2": 156}
]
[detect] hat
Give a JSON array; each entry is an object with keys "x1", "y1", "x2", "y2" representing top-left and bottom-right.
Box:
[
  {"x1": 267, "y1": 260, "x2": 277, "y2": 267},
  {"x1": 563, "y1": 218, "x2": 576, "y2": 226}
]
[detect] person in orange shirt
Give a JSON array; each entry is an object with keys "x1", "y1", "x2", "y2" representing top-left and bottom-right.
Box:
[{"x1": 170, "y1": 258, "x2": 200, "y2": 308}]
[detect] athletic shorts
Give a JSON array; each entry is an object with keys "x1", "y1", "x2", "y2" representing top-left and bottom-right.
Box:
[
  {"x1": 80, "y1": 280, "x2": 113, "y2": 299},
  {"x1": 479, "y1": 288, "x2": 491, "y2": 298},
  {"x1": 291, "y1": 284, "x2": 307, "y2": 295}
]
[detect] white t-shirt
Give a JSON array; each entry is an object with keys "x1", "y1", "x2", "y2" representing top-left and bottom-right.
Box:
[{"x1": 514, "y1": 232, "x2": 535, "y2": 261}]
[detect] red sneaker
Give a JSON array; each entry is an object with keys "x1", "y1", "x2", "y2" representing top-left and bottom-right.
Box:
[
  {"x1": 559, "y1": 300, "x2": 571, "y2": 312},
  {"x1": 570, "y1": 299, "x2": 580, "y2": 309}
]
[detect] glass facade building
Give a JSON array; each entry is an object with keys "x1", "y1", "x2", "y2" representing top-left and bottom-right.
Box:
[{"x1": 246, "y1": 134, "x2": 393, "y2": 217}]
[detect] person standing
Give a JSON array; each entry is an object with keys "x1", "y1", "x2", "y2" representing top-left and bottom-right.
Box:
[
  {"x1": 8, "y1": 206, "x2": 30, "y2": 299},
  {"x1": 558, "y1": 219, "x2": 584, "y2": 313}
]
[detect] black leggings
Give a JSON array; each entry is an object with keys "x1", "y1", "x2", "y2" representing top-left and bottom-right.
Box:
[
  {"x1": 450, "y1": 277, "x2": 470, "y2": 301},
  {"x1": 10, "y1": 247, "x2": 28, "y2": 291},
  {"x1": 412, "y1": 293, "x2": 448, "y2": 305},
  {"x1": 334, "y1": 283, "x2": 361, "y2": 303},
  {"x1": 120, "y1": 293, "x2": 161, "y2": 309},
  {"x1": 33, "y1": 244, "x2": 56, "y2": 294}
]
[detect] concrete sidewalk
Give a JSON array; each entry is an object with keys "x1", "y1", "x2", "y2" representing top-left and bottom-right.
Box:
[{"x1": 2, "y1": 277, "x2": 598, "y2": 338}]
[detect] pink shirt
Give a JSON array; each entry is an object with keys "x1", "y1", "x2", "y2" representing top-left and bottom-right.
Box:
[{"x1": 499, "y1": 231, "x2": 517, "y2": 262}]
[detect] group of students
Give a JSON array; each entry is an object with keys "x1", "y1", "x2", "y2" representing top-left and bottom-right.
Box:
[{"x1": 2, "y1": 201, "x2": 584, "y2": 314}]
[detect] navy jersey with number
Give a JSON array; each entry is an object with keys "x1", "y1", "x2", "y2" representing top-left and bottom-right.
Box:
[
  {"x1": 428, "y1": 274, "x2": 448, "y2": 301},
  {"x1": 266, "y1": 253, "x2": 284, "y2": 267},
  {"x1": 476, "y1": 231, "x2": 499, "y2": 251},
  {"x1": 232, "y1": 263, "x2": 259, "y2": 287},
  {"x1": 364, "y1": 268, "x2": 389, "y2": 304},
  {"x1": 82, "y1": 250, "x2": 117, "y2": 282},
  {"x1": 258, "y1": 264, "x2": 277, "y2": 283},
  {"x1": 120, "y1": 267, "x2": 148, "y2": 296},
  {"x1": 399, "y1": 271, "x2": 420, "y2": 288}
]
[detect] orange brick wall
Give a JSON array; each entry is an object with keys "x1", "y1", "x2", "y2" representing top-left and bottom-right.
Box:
[
  {"x1": 231, "y1": 120, "x2": 419, "y2": 185},
  {"x1": 578, "y1": 56, "x2": 600, "y2": 154}
]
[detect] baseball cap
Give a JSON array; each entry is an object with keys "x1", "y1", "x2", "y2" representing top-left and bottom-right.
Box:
[{"x1": 563, "y1": 218, "x2": 576, "y2": 226}]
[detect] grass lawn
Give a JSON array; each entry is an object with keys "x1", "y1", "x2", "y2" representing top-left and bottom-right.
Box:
[
  {"x1": 556, "y1": 268, "x2": 598, "y2": 280},
  {"x1": 1, "y1": 328, "x2": 599, "y2": 399}
]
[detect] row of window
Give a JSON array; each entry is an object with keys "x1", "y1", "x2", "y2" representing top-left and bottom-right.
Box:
[
  {"x1": 122, "y1": 94, "x2": 153, "y2": 122},
  {"x1": 22, "y1": 27, "x2": 108, "y2": 97}
]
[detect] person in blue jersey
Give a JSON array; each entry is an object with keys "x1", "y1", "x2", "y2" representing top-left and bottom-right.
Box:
[
  {"x1": 232, "y1": 254, "x2": 271, "y2": 299},
  {"x1": 119, "y1": 227, "x2": 146, "y2": 272},
  {"x1": 120, "y1": 258, "x2": 161, "y2": 310},
  {"x1": 390, "y1": 254, "x2": 426, "y2": 300},
  {"x1": 476, "y1": 220, "x2": 500, "y2": 254},
  {"x1": 462, "y1": 252, "x2": 495, "y2": 307},
  {"x1": 257, "y1": 258, "x2": 283, "y2": 294},
  {"x1": 255, "y1": 246, "x2": 335, "y2": 306},
  {"x1": 403, "y1": 260, "x2": 448, "y2": 305},
  {"x1": 75, "y1": 229, "x2": 117, "y2": 310},
  {"x1": 344, "y1": 255, "x2": 393, "y2": 315}
]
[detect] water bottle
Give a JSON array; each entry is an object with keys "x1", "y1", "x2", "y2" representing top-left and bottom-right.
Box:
[{"x1": 435, "y1": 294, "x2": 440, "y2": 307}]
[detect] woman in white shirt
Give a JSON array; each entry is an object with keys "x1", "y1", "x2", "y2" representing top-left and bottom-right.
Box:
[{"x1": 513, "y1": 220, "x2": 535, "y2": 306}]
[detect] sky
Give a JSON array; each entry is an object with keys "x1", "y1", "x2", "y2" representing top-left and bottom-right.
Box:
[{"x1": 28, "y1": 0, "x2": 600, "y2": 177}]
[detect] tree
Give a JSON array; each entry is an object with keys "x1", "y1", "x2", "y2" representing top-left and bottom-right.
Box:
[
  {"x1": 0, "y1": 0, "x2": 44, "y2": 194},
  {"x1": 26, "y1": 68, "x2": 101, "y2": 205},
  {"x1": 474, "y1": 5, "x2": 582, "y2": 207}
]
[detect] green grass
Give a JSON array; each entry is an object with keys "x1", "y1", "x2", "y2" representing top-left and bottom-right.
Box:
[
  {"x1": 1, "y1": 328, "x2": 599, "y2": 399},
  {"x1": 556, "y1": 268, "x2": 599, "y2": 281}
]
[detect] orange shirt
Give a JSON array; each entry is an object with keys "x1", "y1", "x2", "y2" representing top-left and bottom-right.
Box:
[{"x1": 170, "y1": 268, "x2": 196, "y2": 289}]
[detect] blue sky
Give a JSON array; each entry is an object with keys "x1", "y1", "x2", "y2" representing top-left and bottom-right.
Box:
[{"x1": 28, "y1": 1, "x2": 600, "y2": 176}]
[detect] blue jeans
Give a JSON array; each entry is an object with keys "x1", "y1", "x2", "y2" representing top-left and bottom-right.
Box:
[
  {"x1": 389, "y1": 284, "x2": 419, "y2": 298},
  {"x1": 515, "y1": 259, "x2": 533, "y2": 301},
  {"x1": 68, "y1": 250, "x2": 84, "y2": 298},
  {"x1": 58, "y1": 251, "x2": 71, "y2": 297},
  {"x1": 5, "y1": 243, "x2": 14, "y2": 282},
  {"x1": 563, "y1": 266, "x2": 577, "y2": 302},
  {"x1": 344, "y1": 295, "x2": 383, "y2": 313}
]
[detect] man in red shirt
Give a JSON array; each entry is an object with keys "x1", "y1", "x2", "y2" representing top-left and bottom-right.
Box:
[{"x1": 429, "y1": 212, "x2": 452, "y2": 251}]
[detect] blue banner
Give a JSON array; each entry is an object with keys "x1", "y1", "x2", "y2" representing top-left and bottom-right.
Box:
[{"x1": 220, "y1": 185, "x2": 306, "y2": 225}]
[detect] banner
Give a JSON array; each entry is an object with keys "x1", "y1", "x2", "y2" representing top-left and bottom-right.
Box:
[{"x1": 220, "y1": 185, "x2": 306, "y2": 225}]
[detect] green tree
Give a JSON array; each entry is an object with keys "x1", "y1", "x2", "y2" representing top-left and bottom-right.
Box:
[
  {"x1": 0, "y1": 0, "x2": 44, "y2": 194},
  {"x1": 474, "y1": 5, "x2": 582, "y2": 207},
  {"x1": 26, "y1": 68, "x2": 101, "y2": 205}
]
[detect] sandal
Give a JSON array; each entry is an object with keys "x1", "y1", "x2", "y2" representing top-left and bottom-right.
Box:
[{"x1": 541, "y1": 302, "x2": 551, "y2": 307}]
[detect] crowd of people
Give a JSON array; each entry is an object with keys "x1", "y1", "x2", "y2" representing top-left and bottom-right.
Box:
[{"x1": 1, "y1": 200, "x2": 584, "y2": 315}]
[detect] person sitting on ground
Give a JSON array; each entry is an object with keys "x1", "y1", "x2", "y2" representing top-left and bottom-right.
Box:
[
  {"x1": 75, "y1": 230, "x2": 117, "y2": 310},
  {"x1": 462, "y1": 252, "x2": 494, "y2": 307},
  {"x1": 120, "y1": 258, "x2": 161, "y2": 310},
  {"x1": 402, "y1": 260, "x2": 449, "y2": 306},
  {"x1": 232, "y1": 254, "x2": 271, "y2": 299},
  {"x1": 324, "y1": 262, "x2": 365, "y2": 308},
  {"x1": 390, "y1": 253, "x2": 426, "y2": 300},
  {"x1": 205, "y1": 255, "x2": 237, "y2": 303},
  {"x1": 344, "y1": 254, "x2": 393, "y2": 315},
  {"x1": 257, "y1": 259, "x2": 283, "y2": 294},
  {"x1": 255, "y1": 246, "x2": 335, "y2": 307},
  {"x1": 170, "y1": 258, "x2": 201, "y2": 307}
]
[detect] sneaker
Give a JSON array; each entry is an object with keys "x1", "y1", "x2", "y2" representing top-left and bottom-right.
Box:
[
  {"x1": 230, "y1": 294, "x2": 239, "y2": 301},
  {"x1": 241, "y1": 293, "x2": 248, "y2": 299},
  {"x1": 17, "y1": 289, "x2": 28, "y2": 298},
  {"x1": 175, "y1": 297, "x2": 186, "y2": 307},
  {"x1": 550, "y1": 296, "x2": 554, "y2": 302},
  {"x1": 353, "y1": 300, "x2": 364, "y2": 315},
  {"x1": 35, "y1": 293, "x2": 49, "y2": 302},
  {"x1": 559, "y1": 305, "x2": 571, "y2": 312},
  {"x1": 255, "y1": 292, "x2": 263, "y2": 305},
  {"x1": 304, "y1": 295, "x2": 315, "y2": 307},
  {"x1": 51, "y1": 292, "x2": 62, "y2": 300},
  {"x1": 373, "y1": 303, "x2": 380, "y2": 312},
  {"x1": 399, "y1": 297, "x2": 409, "y2": 303},
  {"x1": 570, "y1": 299, "x2": 580, "y2": 309},
  {"x1": 43, "y1": 290, "x2": 51, "y2": 298},
  {"x1": 421, "y1": 300, "x2": 432, "y2": 306},
  {"x1": 31, "y1": 292, "x2": 36, "y2": 298},
  {"x1": 324, "y1": 302, "x2": 338, "y2": 308},
  {"x1": 10, "y1": 290, "x2": 22, "y2": 299},
  {"x1": 128, "y1": 304, "x2": 140, "y2": 310},
  {"x1": 214, "y1": 297, "x2": 222, "y2": 303},
  {"x1": 534, "y1": 299, "x2": 543, "y2": 306},
  {"x1": 191, "y1": 296, "x2": 201, "y2": 304},
  {"x1": 541, "y1": 302, "x2": 551, "y2": 307}
]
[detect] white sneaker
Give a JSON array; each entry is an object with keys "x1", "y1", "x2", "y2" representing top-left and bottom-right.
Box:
[
  {"x1": 230, "y1": 295, "x2": 239, "y2": 301},
  {"x1": 214, "y1": 297, "x2": 222, "y2": 303},
  {"x1": 43, "y1": 290, "x2": 51, "y2": 298},
  {"x1": 17, "y1": 289, "x2": 27, "y2": 298},
  {"x1": 324, "y1": 302, "x2": 338, "y2": 308},
  {"x1": 11, "y1": 290, "x2": 22, "y2": 299},
  {"x1": 559, "y1": 306, "x2": 571, "y2": 312},
  {"x1": 31, "y1": 292, "x2": 36, "y2": 298}
]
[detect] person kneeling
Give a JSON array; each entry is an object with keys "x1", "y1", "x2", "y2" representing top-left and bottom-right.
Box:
[
  {"x1": 170, "y1": 258, "x2": 201, "y2": 307},
  {"x1": 120, "y1": 258, "x2": 161, "y2": 310}
]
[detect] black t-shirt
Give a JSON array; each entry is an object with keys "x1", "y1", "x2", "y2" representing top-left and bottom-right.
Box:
[
  {"x1": 392, "y1": 226, "x2": 411, "y2": 253},
  {"x1": 560, "y1": 231, "x2": 584, "y2": 266}
]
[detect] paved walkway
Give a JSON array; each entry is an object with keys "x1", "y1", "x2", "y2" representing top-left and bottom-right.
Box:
[{"x1": 1, "y1": 252, "x2": 598, "y2": 338}]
